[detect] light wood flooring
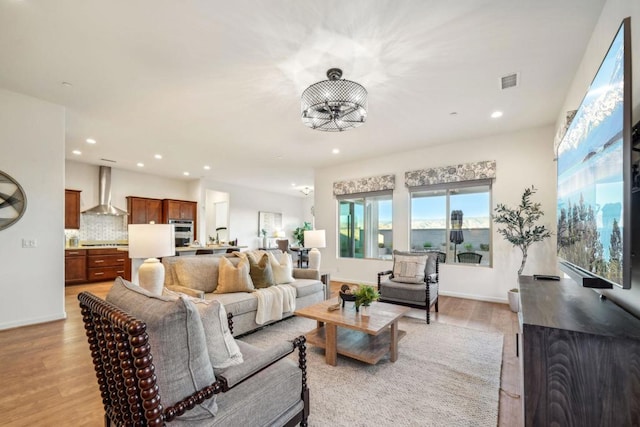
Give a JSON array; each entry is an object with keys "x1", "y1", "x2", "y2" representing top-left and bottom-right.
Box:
[{"x1": 0, "y1": 281, "x2": 522, "y2": 426}]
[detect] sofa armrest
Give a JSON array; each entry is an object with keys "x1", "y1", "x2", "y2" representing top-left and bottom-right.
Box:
[
  {"x1": 216, "y1": 337, "x2": 305, "y2": 390},
  {"x1": 166, "y1": 284, "x2": 205, "y2": 299},
  {"x1": 293, "y1": 268, "x2": 320, "y2": 281}
]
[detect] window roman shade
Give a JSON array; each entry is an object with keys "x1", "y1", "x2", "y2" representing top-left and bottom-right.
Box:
[
  {"x1": 404, "y1": 161, "x2": 496, "y2": 188},
  {"x1": 333, "y1": 174, "x2": 395, "y2": 196}
]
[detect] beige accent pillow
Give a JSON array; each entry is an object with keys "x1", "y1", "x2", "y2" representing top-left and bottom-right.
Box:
[
  {"x1": 215, "y1": 256, "x2": 255, "y2": 293},
  {"x1": 267, "y1": 251, "x2": 294, "y2": 284},
  {"x1": 248, "y1": 253, "x2": 276, "y2": 288},
  {"x1": 391, "y1": 253, "x2": 428, "y2": 284}
]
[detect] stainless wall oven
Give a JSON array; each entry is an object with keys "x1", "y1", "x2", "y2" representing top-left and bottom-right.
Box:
[{"x1": 169, "y1": 219, "x2": 194, "y2": 247}]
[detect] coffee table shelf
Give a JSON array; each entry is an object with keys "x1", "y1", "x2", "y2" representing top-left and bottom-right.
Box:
[{"x1": 306, "y1": 325, "x2": 407, "y2": 365}]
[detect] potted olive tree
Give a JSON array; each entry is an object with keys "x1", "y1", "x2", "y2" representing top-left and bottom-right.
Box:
[{"x1": 494, "y1": 186, "x2": 551, "y2": 312}]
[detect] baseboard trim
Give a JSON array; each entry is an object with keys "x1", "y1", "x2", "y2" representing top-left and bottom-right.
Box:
[{"x1": 0, "y1": 311, "x2": 67, "y2": 331}]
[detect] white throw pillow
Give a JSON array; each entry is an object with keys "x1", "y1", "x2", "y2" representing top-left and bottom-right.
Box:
[
  {"x1": 268, "y1": 251, "x2": 294, "y2": 284},
  {"x1": 215, "y1": 256, "x2": 255, "y2": 293},
  {"x1": 391, "y1": 254, "x2": 428, "y2": 284}
]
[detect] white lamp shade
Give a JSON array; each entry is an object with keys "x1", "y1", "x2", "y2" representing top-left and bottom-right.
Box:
[
  {"x1": 128, "y1": 224, "x2": 175, "y2": 259},
  {"x1": 304, "y1": 229, "x2": 326, "y2": 249}
]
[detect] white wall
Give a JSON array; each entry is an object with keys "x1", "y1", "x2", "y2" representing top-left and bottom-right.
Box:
[
  {"x1": 65, "y1": 160, "x2": 192, "y2": 211},
  {"x1": 315, "y1": 125, "x2": 557, "y2": 303},
  {"x1": 196, "y1": 179, "x2": 307, "y2": 250},
  {"x1": 558, "y1": 0, "x2": 640, "y2": 316},
  {"x1": 0, "y1": 89, "x2": 66, "y2": 330}
]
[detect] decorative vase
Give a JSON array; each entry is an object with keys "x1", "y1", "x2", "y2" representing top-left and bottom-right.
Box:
[
  {"x1": 262, "y1": 236, "x2": 267, "y2": 248},
  {"x1": 360, "y1": 304, "x2": 370, "y2": 317}
]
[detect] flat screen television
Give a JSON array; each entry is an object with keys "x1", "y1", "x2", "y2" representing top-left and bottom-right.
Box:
[{"x1": 556, "y1": 17, "x2": 632, "y2": 289}]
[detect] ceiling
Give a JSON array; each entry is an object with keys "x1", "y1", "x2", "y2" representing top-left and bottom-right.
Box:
[{"x1": 0, "y1": 0, "x2": 606, "y2": 196}]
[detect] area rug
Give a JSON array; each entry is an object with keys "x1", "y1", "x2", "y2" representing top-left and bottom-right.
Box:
[{"x1": 240, "y1": 315, "x2": 503, "y2": 427}]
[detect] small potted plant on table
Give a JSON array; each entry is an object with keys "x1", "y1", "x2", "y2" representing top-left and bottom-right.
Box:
[{"x1": 354, "y1": 285, "x2": 380, "y2": 316}]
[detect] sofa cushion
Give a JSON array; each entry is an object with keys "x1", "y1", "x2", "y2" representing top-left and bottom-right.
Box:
[
  {"x1": 268, "y1": 252, "x2": 294, "y2": 284},
  {"x1": 164, "y1": 288, "x2": 244, "y2": 370},
  {"x1": 391, "y1": 250, "x2": 428, "y2": 284},
  {"x1": 174, "y1": 256, "x2": 220, "y2": 293},
  {"x1": 205, "y1": 292, "x2": 258, "y2": 317},
  {"x1": 215, "y1": 256, "x2": 255, "y2": 294},
  {"x1": 288, "y1": 279, "x2": 324, "y2": 298},
  {"x1": 106, "y1": 277, "x2": 217, "y2": 420},
  {"x1": 380, "y1": 279, "x2": 427, "y2": 303},
  {"x1": 247, "y1": 253, "x2": 275, "y2": 289}
]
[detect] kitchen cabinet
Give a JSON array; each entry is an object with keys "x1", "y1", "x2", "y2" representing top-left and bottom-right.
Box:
[
  {"x1": 87, "y1": 248, "x2": 126, "y2": 282},
  {"x1": 65, "y1": 189, "x2": 81, "y2": 229},
  {"x1": 162, "y1": 199, "x2": 197, "y2": 221},
  {"x1": 127, "y1": 196, "x2": 163, "y2": 224},
  {"x1": 162, "y1": 199, "x2": 197, "y2": 235},
  {"x1": 65, "y1": 249, "x2": 87, "y2": 284}
]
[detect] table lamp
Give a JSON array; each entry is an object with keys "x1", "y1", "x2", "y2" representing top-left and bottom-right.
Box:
[
  {"x1": 128, "y1": 224, "x2": 175, "y2": 294},
  {"x1": 304, "y1": 229, "x2": 326, "y2": 270}
]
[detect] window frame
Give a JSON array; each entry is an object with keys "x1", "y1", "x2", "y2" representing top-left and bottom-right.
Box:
[
  {"x1": 408, "y1": 179, "x2": 493, "y2": 267},
  {"x1": 337, "y1": 190, "x2": 393, "y2": 260}
]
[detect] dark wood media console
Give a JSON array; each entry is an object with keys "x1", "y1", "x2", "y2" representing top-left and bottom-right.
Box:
[{"x1": 519, "y1": 276, "x2": 640, "y2": 426}]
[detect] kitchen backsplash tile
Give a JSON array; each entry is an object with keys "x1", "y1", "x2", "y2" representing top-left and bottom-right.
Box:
[{"x1": 64, "y1": 215, "x2": 128, "y2": 242}]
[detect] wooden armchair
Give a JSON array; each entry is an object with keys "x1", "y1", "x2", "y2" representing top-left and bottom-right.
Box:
[
  {"x1": 78, "y1": 290, "x2": 309, "y2": 426},
  {"x1": 377, "y1": 250, "x2": 439, "y2": 324}
]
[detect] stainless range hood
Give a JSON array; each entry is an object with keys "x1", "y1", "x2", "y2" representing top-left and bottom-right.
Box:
[{"x1": 82, "y1": 166, "x2": 128, "y2": 216}]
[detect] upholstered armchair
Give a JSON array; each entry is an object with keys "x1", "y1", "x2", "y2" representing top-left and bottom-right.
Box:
[
  {"x1": 377, "y1": 250, "x2": 439, "y2": 324},
  {"x1": 78, "y1": 278, "x2": 309, "y2": 426}
]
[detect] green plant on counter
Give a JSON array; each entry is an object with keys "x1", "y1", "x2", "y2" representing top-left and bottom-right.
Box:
[
  {"x1": 354, "y1": 285, "x2": 380, "y2": 309},
  {"x1": 293, "y1": 222, "x2": 312, "y2": 246}
]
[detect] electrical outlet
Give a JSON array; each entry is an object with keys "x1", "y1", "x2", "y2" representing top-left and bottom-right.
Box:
[{"x1": 22, "y1": 238, "x2": 37, "y2": 248}]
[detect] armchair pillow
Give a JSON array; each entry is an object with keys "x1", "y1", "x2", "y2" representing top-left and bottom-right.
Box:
[
  {"x1": 391, "y1": 250, "x2": 428, "y2": 284},
  {"x1": 164, "y1": 288, "x2": 244, "y2": 370},
  {"x1": 215, "y1": 256, "x2": 255, "y2": 294},
  {"x1": 106, "y1": 277, "x2": 218, "y2": 420}
]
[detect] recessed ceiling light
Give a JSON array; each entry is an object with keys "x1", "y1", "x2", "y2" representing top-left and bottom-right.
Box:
[
  {"x1": 183, "y1": 172, "x2": 190, "y2": 176},
  {"x1": 72, "y1": 150, "x2": 81, "y2": 155},
  {"x1": 291, "y1": 183, "x2": 296, "y2": 187},
  {"x1": 61, "y1": 82, "x2": 73, "y2": 87},
  {"x1": 491, "y1": 111, "x2": 503, "y2": 119},
  {"x1": 86, "y1": 138, "x2": 96, "y2": 144},
  {"x1": 203, "y1": 165, "x2": 211, "y2": 170},
  {"x1": 137, "y1": 162, "x2": 144, "y2": 167},
  {"x1": 332, "y1": 148, "x2": 340, "y2": 154},
  {"x1": 154, "y1": 154, "x2": 162, "y2": 159}
]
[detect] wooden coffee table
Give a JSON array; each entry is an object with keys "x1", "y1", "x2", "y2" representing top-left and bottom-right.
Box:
[{"x1": 294, "y1": 299, "x2": 409, "y2": 366}]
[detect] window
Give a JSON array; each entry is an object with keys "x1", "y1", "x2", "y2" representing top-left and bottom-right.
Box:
[
  {"x1": 410, "y1": 181, "x2": 491, "y2": 266},
  {"x1": 339, "y1": 192, "x2": 393, "y2": 259}
]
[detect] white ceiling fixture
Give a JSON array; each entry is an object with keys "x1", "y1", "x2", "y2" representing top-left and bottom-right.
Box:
[
  {"x1": 137, "y1": 162, "x2": 144, "y2": 167},
  {"x1": 86, "y1": 138, "x2": 96, "y2": 144},
  {"x1": 72, "y1": 150, "x2": 81, "y2": 155},
  {"x1": 300, "y1": 187, "x2": 312, "y2": 196},
  {"x1": 491, "y1": 111, "x2": 504, "y2": 119},
  {"x1": 154, "y1": 154, "x2": 162, "y2": 159},
  {"x1": 204, "y1": 165, "x2": 211, "y2": 170}
]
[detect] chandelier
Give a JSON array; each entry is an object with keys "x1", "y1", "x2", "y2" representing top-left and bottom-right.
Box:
[{"x1": 301, "y1": 68, "x2": 367, "y2": 132}]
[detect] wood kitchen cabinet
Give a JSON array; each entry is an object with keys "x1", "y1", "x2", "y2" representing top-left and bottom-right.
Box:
[
  {"x1": 65, "y1": 249, "x2": 87, "y2": 284},
  {"x1": 64, "y1": 189, "x2": 81, "y2": 229},
  {"x1": 127, "y1": 196, "x2": 163, "y2": 224},
  {"x1": 87, "y1": 248, "x2": 126, "y2": 282},
  {"x1": 162, "y1": 199, "x2": 197, "y2": 221}
]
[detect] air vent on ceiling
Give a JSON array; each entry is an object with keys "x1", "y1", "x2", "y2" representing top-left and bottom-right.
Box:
[
  {"x1": 100, "y1": 158, "x2": 117, "y2": 163},
  {"x1": 501, "y1": 73, "x2": 519, "y2": 90}
]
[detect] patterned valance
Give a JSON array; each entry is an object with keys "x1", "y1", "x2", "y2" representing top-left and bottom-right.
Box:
[
  {"x1": 405, "y1": 160, "x2": 496, "y2": 187},
  {"x1": 333, "y1": 174, "x2": 395, "y2": 196}
]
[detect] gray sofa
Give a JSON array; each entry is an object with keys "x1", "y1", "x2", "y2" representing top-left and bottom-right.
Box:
[{"x1": 163, "y1": 252, "x2": 327, "y2": 336}]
